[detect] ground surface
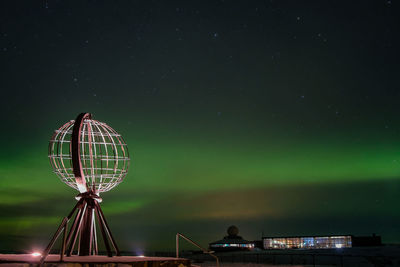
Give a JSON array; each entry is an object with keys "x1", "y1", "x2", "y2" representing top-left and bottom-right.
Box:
[
  {"x1": 194, "y1": 264, "x2": 312, "y2": 267},
  {"x1": 0, "y1": 254, "x2": 190, "y2": 266}
]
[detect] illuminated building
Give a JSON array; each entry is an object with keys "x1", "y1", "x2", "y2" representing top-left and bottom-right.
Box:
[
  {"x1": 263, "y1": 234, "x2": 381, "y2": 249},
  {"x1": 209, "y1": 226, "x2": 255, "y2": 252},
  {"x1": 263, "y1": 235, "x2": 352, "y2": 249}
]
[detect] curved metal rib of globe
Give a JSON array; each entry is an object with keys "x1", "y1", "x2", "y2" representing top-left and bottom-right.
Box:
[{"x1": 44, "y1": 112, "x2": 130, "y2": 258}]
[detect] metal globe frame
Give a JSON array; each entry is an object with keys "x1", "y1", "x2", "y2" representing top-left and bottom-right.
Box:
[
  {"x1": 49, "y1": 113, "x2": 129, "y2": 193},
  {"x1": 41, "y1": 113, "x2": 130, "y2": 261}
]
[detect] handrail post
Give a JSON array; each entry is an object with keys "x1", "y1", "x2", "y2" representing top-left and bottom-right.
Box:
[{"x1": 176, "y1": 233, "x2": 179, "y2": 258}]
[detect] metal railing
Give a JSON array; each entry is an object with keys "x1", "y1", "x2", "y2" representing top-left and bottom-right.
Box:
[{"x1": 176, "y1": 233, "x2": 219, "y2": 267}]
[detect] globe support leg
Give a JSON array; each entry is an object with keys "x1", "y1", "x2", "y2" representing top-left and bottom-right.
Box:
[
  {"x1": 93, "y1": 218, "x2": 98, "y2": 255},
  {"x1": 94, "y1": 203, "x2": 113, "y2": 257},
  {"x1": 67, "y1": 202, "x2": 87, "y2": 256},
  {"x1": 78, "y1": 198, "x2": 95, "y2": 256},
  {"x1": 64, "y1": 205, "x2": 83, "y2": 255},
  {"x1": 39, "y1": 200, "x2": 81, "y2": 266},
  {"x1": 41, "y1": 194, "x2": 120, "y2": 263},
  {"x1": 94, "y1": 201, "x2": 121, "y2": 256}
]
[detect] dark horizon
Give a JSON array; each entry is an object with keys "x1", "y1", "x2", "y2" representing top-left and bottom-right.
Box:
[{"x1": 0, "y1": 0, "x2": 399, "y2": 254}]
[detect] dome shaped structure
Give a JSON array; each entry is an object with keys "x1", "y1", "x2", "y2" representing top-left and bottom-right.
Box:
[
  {"x1": 227, "y1": 225, "x2": 239, "y2": 237},
  {"x1": 49, "y1": 113, "x2": 130, "y2": 194},
  {"x1": 209, "y1": 225, "x2": 254, "y2": 252}
]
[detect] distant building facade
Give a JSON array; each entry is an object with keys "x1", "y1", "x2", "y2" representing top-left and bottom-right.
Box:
[
  {"x1": 262, "y1": 234, "x2": 381, "y2": 250},
  {"x1": 209, "y1": 225, "x2": 255, "y2": 252},
  {"x1": 263, "y1": 235, "x2": 352, "y2": 249}
]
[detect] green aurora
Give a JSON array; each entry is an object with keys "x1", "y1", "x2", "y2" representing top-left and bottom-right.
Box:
[{"x1": 1, "y1": 123, "x2": 399, "y2": 251}]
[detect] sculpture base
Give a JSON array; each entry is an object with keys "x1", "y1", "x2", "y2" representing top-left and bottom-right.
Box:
[{"x1": 41, "y1": 191, "x2": 120, "y2": 264}]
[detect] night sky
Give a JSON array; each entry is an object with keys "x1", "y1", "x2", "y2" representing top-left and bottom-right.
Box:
[{"x1": 0, "y1": 1, "x2": 399, "y2": 253}]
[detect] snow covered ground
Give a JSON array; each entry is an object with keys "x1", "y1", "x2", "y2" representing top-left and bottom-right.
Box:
[
  {"x1": 193, "y1": 264, "x2": 316, "y2": 267},
  {"x1": 0, "y1": 254, "x2": 190, "y2": 266},
  {"x1": 183, "y1": 245, "x2": 400, "y2": 267}
]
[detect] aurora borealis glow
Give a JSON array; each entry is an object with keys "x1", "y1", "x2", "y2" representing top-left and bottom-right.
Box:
[{"x1": 0, "y1": 1, "x2": 399, "y2": 253}]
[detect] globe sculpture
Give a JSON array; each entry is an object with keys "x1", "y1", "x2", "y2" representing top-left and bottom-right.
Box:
[{"x1": 42, "y1": 113, "x2": 130, "y2": 259}]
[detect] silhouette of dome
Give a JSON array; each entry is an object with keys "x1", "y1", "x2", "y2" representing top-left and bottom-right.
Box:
[
  {"x1": 227, "y1": 225, "x2": 239, "y2": 236},
  {"x1": 209, "y1": 225, "x2": 254, "y2": 251}
]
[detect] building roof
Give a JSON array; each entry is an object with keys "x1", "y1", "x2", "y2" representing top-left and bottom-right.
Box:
[
  {"x1": 210, "y1": 238, "x2": 252, "y2": 245},
  {"x1": 209, "y1": 225, "x2": 253, "y2": 245},
  {"x1": 262, "y1": 234, "x2": 353, "y2": 239}
]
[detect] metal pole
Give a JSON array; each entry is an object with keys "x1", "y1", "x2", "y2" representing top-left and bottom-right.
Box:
[
  {"x1": 95, "y1": 201, "x2": 120, "y2": 256},
  {"x1": 60, "y1": 219, "x2": 68, "y2": 261},
  {"x1": 176, "y1": 234, "x2": 179, "y2": 258},
  {"x1": 79, "y1": 199, "x2": 94, "y2": 256},
  {"x1": 38, "y1": 217, "x2": 68, "y2": 267},
  {"x1": 65, "y1": 201, "x2": 84, "y2": 254},
  {"x1": 94, "y1": 203, "x2": 113, "y2": 257},
  {"x1": 67, "y1": 202, "x2": 87, "y2": 256},
  {"x1": 93, "y1": 209, "x2": 98, "y2": 255}
]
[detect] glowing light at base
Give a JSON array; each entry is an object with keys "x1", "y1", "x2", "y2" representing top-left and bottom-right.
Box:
[{"x1": 31, "y1": 252, "x2": 42, "y2": 257}]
